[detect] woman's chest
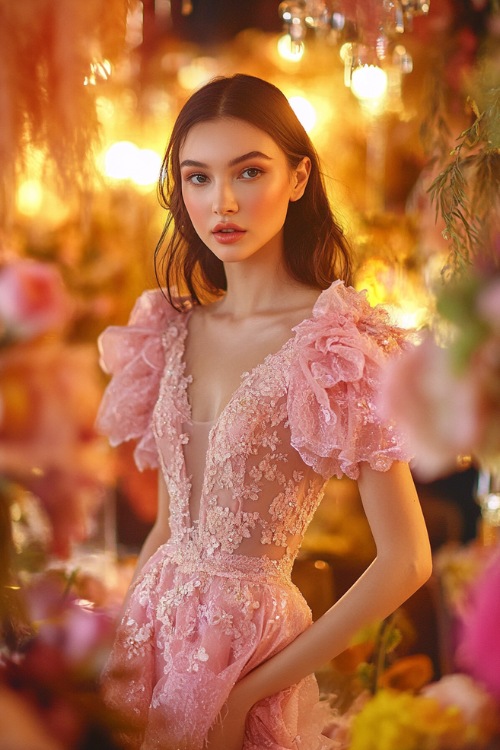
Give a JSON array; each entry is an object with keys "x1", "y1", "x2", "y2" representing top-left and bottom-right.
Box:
[
  {"x1": 154, "y1": 327, "x2": 295, "y2": 463},
  {"x1": 182, "y1": 313, "x2": 298, "y2": 424}
]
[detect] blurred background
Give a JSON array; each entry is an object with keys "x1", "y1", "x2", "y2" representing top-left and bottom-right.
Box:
[{"x1": 1, "y1": 2, "x2": 500, "y2": 748}]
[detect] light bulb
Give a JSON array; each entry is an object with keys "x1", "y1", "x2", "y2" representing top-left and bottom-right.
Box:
[
  {"x1": 350, "y1": 64, "x2": 388, "y2": 101},
  {"x1": 277, "y1": 33, "x2": 304, "y2": 62}
]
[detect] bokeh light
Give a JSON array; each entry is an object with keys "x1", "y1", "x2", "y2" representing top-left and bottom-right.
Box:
[
  {"x1": 350, "y1": 64, "x2": 388, "y2": 101},
  {"x1": 102, "y1": 141, "x2": 162, "y2": 186},
  {"x1": 288, "y1": 96, "x2": 317, "y2": 132}
]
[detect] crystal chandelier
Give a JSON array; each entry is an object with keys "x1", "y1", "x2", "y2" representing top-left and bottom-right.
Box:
[{"x1": 278, "y1": 1, "x2": 430, "y2": 106}]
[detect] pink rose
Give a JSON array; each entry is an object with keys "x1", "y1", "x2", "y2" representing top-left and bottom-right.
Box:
[
  {"x1": 378, "y1": 334, "x2": 480, "y2": 480},
  {"x1": 457, "y1": 551, "x2": 500, "y2": 703},
  {"x1": 0, "y1": 260, "x2": 72, "y2": 340},
  {"x1": 24, "y1": 577, "x2": 115, "y2": 667}
]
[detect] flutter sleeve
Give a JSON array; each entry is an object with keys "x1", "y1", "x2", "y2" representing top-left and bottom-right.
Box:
[
  {"x1": 95, "y1": 289, "x2": 181, "y2": 471},
  {"x1": 288, "y1": 281, "x2": 413, "y2": 480}
]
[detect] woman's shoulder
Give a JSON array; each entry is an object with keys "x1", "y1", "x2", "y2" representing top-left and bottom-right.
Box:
[
  {"x1": 95, "y1": 288, "x2": 190, "y2": 470},
  {"x1": 97, "y1": 288, "x2": 189, "y2": 375},
  {"x1": 288, "y1": 279, "x2": 413, "y2": 480},
  {"x1": 296, "y1": 279, "x2": 410, "y2": 353},
  {"x1": 127, "y1": 288, "x2": 190, "y2": 330}
]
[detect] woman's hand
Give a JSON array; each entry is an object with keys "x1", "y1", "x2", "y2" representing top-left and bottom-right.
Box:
[{"x1": 204, "y1": 680, "x2": 254, "y2": 750}]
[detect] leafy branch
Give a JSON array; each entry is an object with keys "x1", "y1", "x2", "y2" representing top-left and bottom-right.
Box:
[
  {"x1": 420, "y1": 23, "x2": 500, "y2": 276},
  {"x1": 427, "y1": 97, "x2": 499, "y2": 276}
]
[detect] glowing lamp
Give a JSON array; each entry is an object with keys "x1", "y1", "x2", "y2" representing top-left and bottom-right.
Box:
[
  {"x1": 350, "y1": 64, "x2": 388, "y2": 101},
  {"x1": 277, "y1": 33, "x2": 305, "y2": 62},
  {"x1": 103, "y1": 142, "x2": 161, "y2": 186}
]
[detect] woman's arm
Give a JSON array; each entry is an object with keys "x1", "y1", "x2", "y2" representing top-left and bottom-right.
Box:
[
  {"x1": 121, "y1": 472, "x2": 171, "y2": 612},
  {"x1": 206, "y1": 461, "x2": 432, "y2": 748}
]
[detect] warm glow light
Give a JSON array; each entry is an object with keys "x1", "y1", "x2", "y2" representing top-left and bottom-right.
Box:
[
  {"x1": 339, "y1": 42, "x2": 353, "y2": 63},
  {"x1": 350, "y1": 64, "x2": 388, "y2": 101},
  {"x1": 356, "y1": 260, "x2": 433, "y2": 332},
  {"x1": 16, "y1": 180, "x2": 43, "y2": 216},
  {"x1": 131, "y1": 149, "x2": 162, "y2": 186},
  {"x1": 84, "y1": 59, "x2": 112, "y2": 86},
  {"x1": 288, "y1": 96, "x2": 317, "y2": 132},
  {"x1": 177, "y1": 57, "x2": 219, "y2": 91},
  {"x1": 393, "y1": 307, "x2": 429, "y2": 330},
  {"x1": 104, "y1": 141, "x2": 139, "y2": 179},
  {"x1": 102, "y1": 142, "x2": 162, "y2": 186},
  {"x1": 277, "y1": 33, "x2": 304, "y2": 62},
  {"x1": 126, "y1": 1, "x2": 144, "y2": 48},
  {"x1": 96, "y1": 96, "x2": 115, "y2": 121}
]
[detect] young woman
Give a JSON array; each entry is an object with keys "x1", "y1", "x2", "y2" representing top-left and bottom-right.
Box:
[{"x1": 97, "y1": 74, "x2": 432, "y2": 750}]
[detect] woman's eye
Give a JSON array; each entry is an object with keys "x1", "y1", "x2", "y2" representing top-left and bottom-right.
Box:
[
  {"x1": 187, "y1": 173, "x2": 208, "y2": 185},
  {"x1": 241, "y1": 167, "x2": 262, "y2": 179}
]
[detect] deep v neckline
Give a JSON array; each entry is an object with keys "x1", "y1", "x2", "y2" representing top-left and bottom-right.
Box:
[
  {"x1": 179, "y1": 308, "x2": 297, "y2": 430},
  {"x1": 175, "y1": 281, "x2": 343, "y2": 429},
  {"x1": 175, "y1": 312, "x2": 298, "y2": 531}
]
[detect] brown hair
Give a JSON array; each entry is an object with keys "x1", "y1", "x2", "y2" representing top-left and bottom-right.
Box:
[{"x1": 155, "y1": 74, "x2": 352, "y2": 307}]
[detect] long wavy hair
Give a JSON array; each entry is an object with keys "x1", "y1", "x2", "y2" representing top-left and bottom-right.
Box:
[{"x1": 155, "y1": 74, "x2": 352, "y2": 308}]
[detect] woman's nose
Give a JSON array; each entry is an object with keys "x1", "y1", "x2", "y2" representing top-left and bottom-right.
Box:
[{"x1": 212, "y1": 181, "x2": 238, "y2": 215}]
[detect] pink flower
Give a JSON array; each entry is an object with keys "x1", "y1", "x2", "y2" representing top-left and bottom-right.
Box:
[
  {"x1": 470, "y1": 335, "x2": 500, "y2": 467},
  {"x1": 378, "y1": 334, "x2": 480, "y2": 480},
  {"x1": 0, "y1": 260, "x2": 72, "y2": 340},
  {"x1": 24, "y1": 577, "x2": 115, "y2": 667},
  {"x1": 422, "y1": 674, "x2": 498, "y2": 741},
  {"x1": 477, "y1": 278, "x2": 500, "y2": 330},
  {"x1": 457, "y1": 551, "x2": 500, "y2": 703},
  {"x1": 0, "y1": 340, "x2": 115, "y2": 557}
]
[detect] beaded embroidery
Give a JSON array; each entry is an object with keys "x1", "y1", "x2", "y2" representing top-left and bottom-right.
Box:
[{"x1": 96, "y1": 281, "x2": 412, "y2": 749}]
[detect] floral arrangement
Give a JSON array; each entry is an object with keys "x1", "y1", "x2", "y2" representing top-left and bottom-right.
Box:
[
  {"x1": 0, "y1": 257, "x2": 115, "y2": 558},
  {"x1": 379, "y1": 248, "x2": 500, "y2": 480},
  {"x1": 366, "y1": 74, "x2": 500, "y2": 745},
  {"x1": 344, "y1": 550, "x2": 500, "y2": 749},
  {"x1": 0, "y1": 573, "x2": 121, "y2": 750},
  {"x1": 325, "y1": 607, "x2": 500, "y2": 750},
  {"x1": 0, "y1": 255, "x2": 136, "y2": 748},
  {"x1": 348, "y1": 674, "x2": 498, "y2": 750},
  {"x1": 455, "y1": 548, "x2": 500, "y2": 704}
]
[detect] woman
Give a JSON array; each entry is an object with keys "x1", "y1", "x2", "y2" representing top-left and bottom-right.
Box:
[{"x1": 97, "y1": 73, "x2": 432, "y2": 750}]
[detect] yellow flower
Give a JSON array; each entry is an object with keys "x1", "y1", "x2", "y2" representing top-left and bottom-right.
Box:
[{"x1": 350, "y1": 689, "x2": 467, "y2": 750}]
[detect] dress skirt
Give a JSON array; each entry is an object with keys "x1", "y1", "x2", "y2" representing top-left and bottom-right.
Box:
[{"x1": 101, "y1": 543, "x2": 335, "y2": 749}]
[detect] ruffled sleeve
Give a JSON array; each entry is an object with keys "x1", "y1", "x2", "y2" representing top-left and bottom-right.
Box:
[
  {"x1": 288, "y1": 281, "x2": 413, "y2": 480},
  {"x1": 95, "y1": 289, "x2": 184, "y2": 471}
]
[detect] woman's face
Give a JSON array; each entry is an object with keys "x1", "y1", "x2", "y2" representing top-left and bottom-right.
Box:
[{"x1": 179, "y1": 117, "x2": 309, "y2": 265}]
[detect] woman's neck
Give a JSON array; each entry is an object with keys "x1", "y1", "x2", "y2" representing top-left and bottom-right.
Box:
[{"x1": 219, "y1": 250, "x2": 319, "y2": 318}]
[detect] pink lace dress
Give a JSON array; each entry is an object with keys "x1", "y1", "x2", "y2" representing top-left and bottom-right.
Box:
[{"x1": 96, "y1": 280, "x2": 411, "y2": 749}]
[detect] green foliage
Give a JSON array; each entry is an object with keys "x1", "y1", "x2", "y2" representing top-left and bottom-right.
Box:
[
  {"x1": 428, "y1": 96, "x2": 500, "y2": 276},
  {"x1": 436, "y1": 275, "x2": 492, "y2": 372},
  {"x1": 422, "y1": 31, "x2": 500, "y2": 279},
  {"x1": 357, "y1": 614, "x2": 403, "y2": 695}
]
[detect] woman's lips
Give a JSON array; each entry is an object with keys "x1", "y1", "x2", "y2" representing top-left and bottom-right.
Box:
[{"x1": 211, "y1": 224, "x2": 246, "y2": 244}]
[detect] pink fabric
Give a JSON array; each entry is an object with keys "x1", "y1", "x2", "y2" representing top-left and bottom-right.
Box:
[
  {"x1": 96, "y1": 290, "x2": 181, "y2": 470},
  {"x1": 288, "y1": 280, "x2": 412, "y2": 480},
  {"x1": 96, "y1": 282, "x2": 412, "y2": 749}
]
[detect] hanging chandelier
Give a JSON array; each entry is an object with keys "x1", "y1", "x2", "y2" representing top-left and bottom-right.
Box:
[{"x1": 278, "y1": 1, "x2": 430, "y2": 107}]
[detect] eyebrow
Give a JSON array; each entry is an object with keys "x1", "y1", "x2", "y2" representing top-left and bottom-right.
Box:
[{"x1": 180, "y1": 150, "x2": 273, "y2": 169}]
